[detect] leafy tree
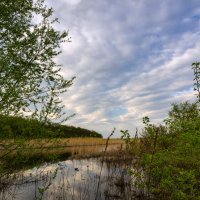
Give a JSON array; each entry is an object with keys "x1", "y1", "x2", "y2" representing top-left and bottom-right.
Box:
[
  {"x1": 0, "y1": 0, "x2": 75, "y2": 123},
  {"x1": 192, "y1": 62, "x2": 200, "y2": 102},
  {"x1": 164, "y1": 102, "x2": 199, "y2": 134}
]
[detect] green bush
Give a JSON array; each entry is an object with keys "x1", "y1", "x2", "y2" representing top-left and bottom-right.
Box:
[{"x1": 127, "y1": 102, "x2": 200, "y2": 199}]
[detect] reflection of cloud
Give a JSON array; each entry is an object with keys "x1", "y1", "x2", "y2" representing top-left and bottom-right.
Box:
[
  {"x1": 45, "y1": 0, "x2": 200, "y2": 137},
  {"x1": 10, "y1": 159, "x2": 110, "y2": 200}
]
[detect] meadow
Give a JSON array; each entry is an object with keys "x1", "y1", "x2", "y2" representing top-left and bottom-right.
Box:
[{"x1": 0, "y1": 137, "x2": 126, "y2": 171}]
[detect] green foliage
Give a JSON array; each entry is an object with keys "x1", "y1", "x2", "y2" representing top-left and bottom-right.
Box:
[
  {"x1": 121, "y1": 63, "x2": 200, "y2": 199},
  {"x1": 0, "y1": 115, "x2": 102, "y2": 139},
  {"x1": 126, "y1": 103, "x2": 200, "y2": 199},
  {"x1": 192, "y1": 62, "x2": 200, "y2": 101},
  {"x1": 57, "y1": 125, "x2": 103, "y2": 138},
  {"x1": 164, "y1": 101, "x2": 199, "y2": 133},
  {"x1": 121, "y1": 129, "x2": 140, "y2": 154},
  {"x1": 121, "y1": 130, "x2": 131, "y2": 147},
  {"x1": 0, "y1": 0, "x2": 75, "y2": 123}
]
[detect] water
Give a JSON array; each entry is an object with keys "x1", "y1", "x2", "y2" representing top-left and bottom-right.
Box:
[{"x1": 0, "y1": 157, "x2": 134, "y2": 200}]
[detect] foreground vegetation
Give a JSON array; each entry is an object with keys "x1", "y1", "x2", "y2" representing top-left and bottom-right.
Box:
[{"x1": 122, "y1": 63, "x2": 200, "y2": 200}]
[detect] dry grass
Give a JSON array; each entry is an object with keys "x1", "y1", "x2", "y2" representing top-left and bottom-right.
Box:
[
  {"x1": 26, "y1": 138, "x2": 124, "y2": 158},
  {"x1": 25, "y1": 137, "x2": 123, "y2": 148},
  {"x1": 0, "y1": 137, "x2": 124, "y2": 149},
  {"x1": 0, "y1": 138, "x2": 125, "y2": 160}
]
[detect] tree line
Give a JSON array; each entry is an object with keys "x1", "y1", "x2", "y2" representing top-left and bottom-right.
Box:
[{"x1": 0, "y1": 115, "x2": 102, "y2": 138}]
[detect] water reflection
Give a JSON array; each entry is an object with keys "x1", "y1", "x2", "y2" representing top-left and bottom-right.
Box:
[{"x1": 0, "y1": 157, "x2": 134, "y2": 200}]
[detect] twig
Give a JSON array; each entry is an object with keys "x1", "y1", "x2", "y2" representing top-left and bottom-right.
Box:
[{"x1": 95, "y1": 128, "x2": 115, "y2": 200}]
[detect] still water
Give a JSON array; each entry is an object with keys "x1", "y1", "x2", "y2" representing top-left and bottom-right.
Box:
[{"x1": 0, "y1": 157, "x2": 134, "y2": 200}]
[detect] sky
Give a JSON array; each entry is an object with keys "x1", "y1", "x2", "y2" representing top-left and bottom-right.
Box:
[{"x1": 46, "y1": 0, "x2": 200, "y2": 137}]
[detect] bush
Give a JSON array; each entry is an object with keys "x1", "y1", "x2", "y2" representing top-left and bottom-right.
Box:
[{"x1": 127, "y1": 102, "x2": 200, "y2": 199}]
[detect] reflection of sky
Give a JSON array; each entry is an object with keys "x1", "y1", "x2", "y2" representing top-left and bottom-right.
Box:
[
  {"x1": 43, "y1": 0, "x2": 200, "y2": 137},
  {"x1": 1, "y1": 159, "x2": 130, "y2": 200}
]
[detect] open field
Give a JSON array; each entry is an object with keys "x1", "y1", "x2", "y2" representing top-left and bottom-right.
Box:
[
  {"x1": 0, "y1": 138, "x2": 126, "y2": 170},
  {"x1": 25, "y1": 137, "x2": 124, "y2": 148},
  {"x1": 25, "y1": 138, "x2": 125, "y2": 159},
  {"x1": 0, "y1": 137, "x2": 124, "y2": 150}
]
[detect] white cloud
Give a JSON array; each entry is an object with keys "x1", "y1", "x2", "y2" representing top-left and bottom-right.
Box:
[{"x1": 46, "y1": 0, "x2": 200, "y2": 137}]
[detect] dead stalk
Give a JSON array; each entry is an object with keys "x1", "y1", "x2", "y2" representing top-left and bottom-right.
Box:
[{"x1": 95, "y1": 128, "x2": 115, "y2": 200}]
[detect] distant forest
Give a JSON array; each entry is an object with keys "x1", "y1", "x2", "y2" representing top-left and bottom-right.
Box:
[{"x1": 0, "y1": 115, "x2": 102, "y2": 139}]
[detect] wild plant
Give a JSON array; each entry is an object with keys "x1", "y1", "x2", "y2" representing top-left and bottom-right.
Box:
[{"x1": 121, "y1": 62, "x2": 200, "y2": 199}]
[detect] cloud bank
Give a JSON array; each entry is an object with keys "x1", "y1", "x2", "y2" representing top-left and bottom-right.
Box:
[{"x1": 47, "y1": 0, "x2": 200, "y2": 137}]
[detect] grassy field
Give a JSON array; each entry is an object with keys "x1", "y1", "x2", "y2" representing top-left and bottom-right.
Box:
[
  {"x1": 24, "y1": 137, "x2": 125, "y2": 159},
  {"x1": 0, "y1": 137, "x2": 124, "y2": 149},
  {"x1": 26, "y1": 137, "x2": 123, "y2": 147},
  {"x1": 0, "y1": 138, "x2": 125, "y2": 171}
]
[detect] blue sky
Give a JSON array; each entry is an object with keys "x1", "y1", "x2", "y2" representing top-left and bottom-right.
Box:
[{"x1": 47, "y1": 0, "x2": 200, "y2": 137}]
